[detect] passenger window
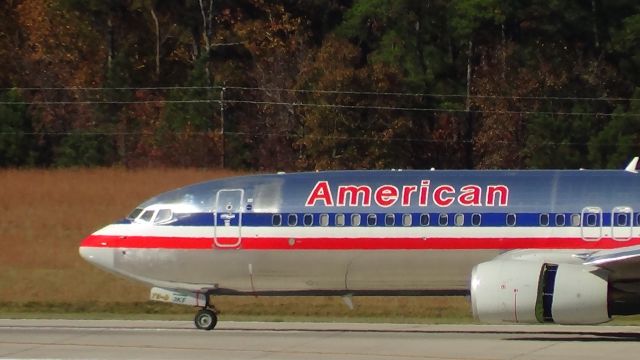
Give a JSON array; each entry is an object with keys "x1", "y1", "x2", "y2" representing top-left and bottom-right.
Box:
[
  {"x1": 471, "y1": 213, "x2": 481, "y2": 226},
  {"x1": 351, "y1": 214, "x2": 361, "y2": 226},
  {"x1": 420, "y1": 214, "x2": 430, "y2": 226},
  {"x1": 555, "y1": 214, "x2": 565, "y2": 226},
  {"x1": 539, "y1": 213, "x2": 549, "y2": 226},
  {"x1": 586, "y1": 213, "x2": 597, "y2": 226},
  {"x1": 303, "y1": 214, "x2": 313, "y2": 226},
  {"x1": 454, "y1": 213, "x2": 464, "y2": 226},
  {"x1": 155, "y1": 209, "x2": 172, "y2": 223},
  {"x1": 139, "y1": 210, "x2": 154, "y2": 222},
  {"x1": 288, "y1": 214, "x2": 298, "y2": 226},
  {"x1": 272, "y1": 214, "x2": 282, "y2": 226},
  {"x1": 571, "y1": 214, "x2": 580, "y2": 227},
  {"x1": 402, "y1": 214, "x2": 412, "y2": 226},
  {"x1": 336, "y1": 213, "x2": 345, "y2": 226},
  {"x1": 506, "y1": 213, "x2": 516, "y2": 226},
  {"x1": 367, "y1": 214, "x2": 377, "y2": 226},
  {"x1": 438, "y1": 213, "x2": 448, "y2": 226},
  {"x1": 385, "y1": 214, "x2": 395, "y2": 226},
  {"x1": 616, "y1": 213, "x2": 629, "y2": 226},
  {"x1": 320, "y1": 214, "x2": 329, "y2": 226}
]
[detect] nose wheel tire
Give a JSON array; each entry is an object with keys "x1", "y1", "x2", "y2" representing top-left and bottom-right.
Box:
[{"x1": 194, "y1": 308, "x2": 218, "y2": 330}]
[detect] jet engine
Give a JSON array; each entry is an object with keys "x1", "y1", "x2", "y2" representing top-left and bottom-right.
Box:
[{"x1": 470, "y1": 260, "x2": 610, "y2": 324}]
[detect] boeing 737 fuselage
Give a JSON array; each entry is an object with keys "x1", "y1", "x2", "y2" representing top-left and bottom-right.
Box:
[{"x1": 80, "y1": 167, "x2": 640, "y2": 330}]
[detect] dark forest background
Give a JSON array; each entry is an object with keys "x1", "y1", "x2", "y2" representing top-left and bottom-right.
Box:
[{"x1": 1, "y1": 0, "x2": 640, "y2": 170}]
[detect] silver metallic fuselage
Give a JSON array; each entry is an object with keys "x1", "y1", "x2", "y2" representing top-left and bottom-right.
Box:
[{"x1": 79, "y1": 170, "x2": 640, "y2": 295}]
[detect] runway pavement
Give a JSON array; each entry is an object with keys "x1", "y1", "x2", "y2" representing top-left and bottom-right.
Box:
[{"x1": 1, "y1": 319, "x2": 640, "y2": 359}]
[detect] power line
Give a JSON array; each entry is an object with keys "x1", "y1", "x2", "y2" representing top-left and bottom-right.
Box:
[
  {"x1": 0, "y1": 98, "x2": 638, "y2": 117},
  {"x1": 0, "y1": 130, "x2": 625, "y2": 146},
  {"x1": 0, "y1": 99, "x2": 215, "y2": 105},
  {"x1": 226, "y1": 99, "x2": 640, "y2": 117},
  {"x1": 1, "y1": 85, "x2": 638, "y2": 102},
  {"x1": 225, "y1": 86, "x2": 638, "y2": 102}
]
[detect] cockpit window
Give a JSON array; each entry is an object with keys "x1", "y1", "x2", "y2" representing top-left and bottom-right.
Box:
[
  {"x1": 139, "y1": 210, "x2": 155, "y2": 222},
  {"x1": 130, "y1": 206, "x2": 179, "y2": 224},
  {"x1": 127, "y1": 208, "x2": 143, "y2": 220},
  {"x1": 155, "y1": 209, "x2": 173, "y2": 223}
]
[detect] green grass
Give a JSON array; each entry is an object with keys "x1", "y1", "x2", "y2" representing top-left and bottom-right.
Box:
[
  {"x1": 0, "y1": 298, "x2": 474, "y2": 324},
  {"x1": 2, "y1": 300, "x2": 639, "y2": 326}
]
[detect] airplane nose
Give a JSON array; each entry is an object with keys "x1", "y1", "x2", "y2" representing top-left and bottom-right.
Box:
[{"x1": 79, "y1": 236, "x2": 114, "y2": 270}]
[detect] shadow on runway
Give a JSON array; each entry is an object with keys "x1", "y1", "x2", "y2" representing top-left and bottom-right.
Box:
[
  {"x1": 4, "y1": 323, "x2": 640, "y2": 342},
  {"x1": 505, "y1": 332, "x2": 640, "y2": 342},
  {"x1": 224, "y1": 327, "x2": 640, "y2": 342}
]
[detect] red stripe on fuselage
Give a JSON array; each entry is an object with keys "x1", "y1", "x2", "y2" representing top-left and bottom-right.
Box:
[
  {"x1": 80, "y1": 234, "x2": 640, "y2": 250},
  {"x1": 81, "y1": 235, "x2": 214, "y2": 249}
]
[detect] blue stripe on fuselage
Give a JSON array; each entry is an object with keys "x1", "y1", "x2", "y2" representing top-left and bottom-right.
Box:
[{"x1": 137, "y1": 211, "x2": 633, "y2": 228}]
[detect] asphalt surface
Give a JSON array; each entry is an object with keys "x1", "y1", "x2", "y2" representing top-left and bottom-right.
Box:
[{"x1": 1, "y1": 319, "x2": 640, "y2": 359}]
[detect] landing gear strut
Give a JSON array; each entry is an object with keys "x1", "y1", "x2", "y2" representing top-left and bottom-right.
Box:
[
  {"x1": 194, "y1": 307, "x2": 218, "y2": 330},
  {"x1": 149, "y1": 287, "x2": 219, "y2": 330},
  {"x1": 194, "y1": 293, "x2": 219, "y2": 331}
]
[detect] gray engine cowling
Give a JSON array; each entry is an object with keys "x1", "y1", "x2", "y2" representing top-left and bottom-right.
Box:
[{"x1": 470, "y1": 260, "x2": 610, "y2": 325}]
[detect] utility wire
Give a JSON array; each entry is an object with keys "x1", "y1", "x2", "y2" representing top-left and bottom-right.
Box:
[
  {"x1": 1, "y1": 86, "x2": 638, "y2": 102},
  {"x1": 0, "y1": 130, "x2": 626, "y2": 146},
  {"x1": 0, "y1": 98, "x2": 638, "y2": 117}
]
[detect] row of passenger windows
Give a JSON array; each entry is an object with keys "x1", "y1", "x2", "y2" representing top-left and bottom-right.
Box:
[
  {"x1": 273, "y1": 213, "x2": 482, "y2": 227},
  {"x1": 271, "y1": 212, "x2": 635, "y2": 227}
]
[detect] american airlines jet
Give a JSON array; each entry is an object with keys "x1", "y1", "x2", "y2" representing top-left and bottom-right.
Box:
[{"x1": 80, "y1": 159, "x2": 640, "y2": 330}]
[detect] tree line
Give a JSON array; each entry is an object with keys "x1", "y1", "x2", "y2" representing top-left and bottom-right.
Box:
[{"x1": 1, "y1": 0, "x2": 639, "y2": 170}]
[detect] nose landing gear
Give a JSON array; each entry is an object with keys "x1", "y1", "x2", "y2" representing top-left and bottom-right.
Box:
[
  {"x1": 149, "y1": 287, "x2": 220, "y2": 331},
  {"x1": 194, "y1": 307, "x2": 218, "y2": 330}
]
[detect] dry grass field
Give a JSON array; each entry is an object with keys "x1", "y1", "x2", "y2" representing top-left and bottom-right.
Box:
[
  {"x1": 0, "y1": 168, "x2": 470, "y2": 321},
  {"x1": 0, "y1": 168, "x2": 238, "y2": 302}
]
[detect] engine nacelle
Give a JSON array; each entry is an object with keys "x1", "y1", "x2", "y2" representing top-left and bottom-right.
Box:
[{"x1": 471, "y1": 260, "x2": 610, "y2": 325}]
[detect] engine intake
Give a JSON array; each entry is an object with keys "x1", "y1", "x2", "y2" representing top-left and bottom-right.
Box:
[{"x1": 471, "y1": 260, "x2": 610, "y2": 325}]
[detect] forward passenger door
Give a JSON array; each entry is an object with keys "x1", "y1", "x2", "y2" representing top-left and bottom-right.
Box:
[{"x1": 213, "y1": 189, "x2": 244, "y2": 248}]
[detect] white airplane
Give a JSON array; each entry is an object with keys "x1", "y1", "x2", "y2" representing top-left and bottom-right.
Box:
[{"x1": 80, "y1": 159, "x2": 640, "y2": 330}]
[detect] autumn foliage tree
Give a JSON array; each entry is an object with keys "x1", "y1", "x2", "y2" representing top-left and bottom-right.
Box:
[{"x1": 1, "y1": 0, "x2": 640, "y2": 170}]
